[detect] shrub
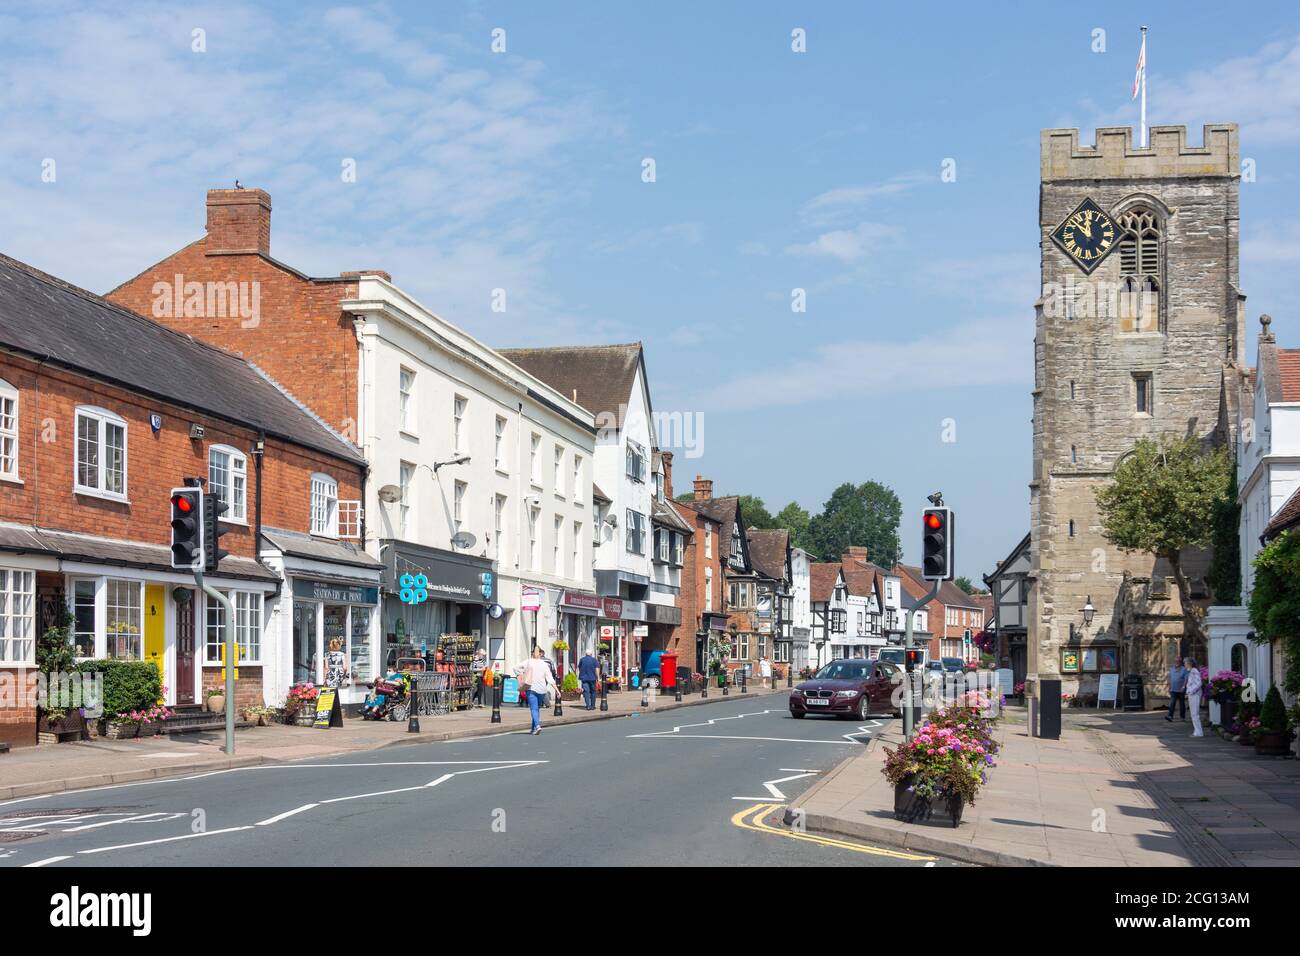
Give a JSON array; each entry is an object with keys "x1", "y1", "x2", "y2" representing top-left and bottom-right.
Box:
[
  {"x1": 78, "y1": 659, "x2": 162, "y2": 716},
  {"x1": 561, "y1": 670, "x2": 579, "y2": 693},
  {"x1": 1259, "y1": 685, "x2": 1288, "y2": 733}
]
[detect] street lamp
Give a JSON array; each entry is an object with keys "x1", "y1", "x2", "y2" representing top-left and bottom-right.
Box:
[{"x1": 1080, "y1": 596, "x2": 1096, "y2": 628}]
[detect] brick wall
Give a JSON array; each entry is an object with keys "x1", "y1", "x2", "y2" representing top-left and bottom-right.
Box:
[
  {"x1": 0, "y1": 668, "x2": 37, "y2": 749},
  {"x1": 201, "y1": 666, "x2": 264, "y2": 715},
  {"x1": 107, "y1": 190, "x2": 364, "y2": 437},
  {"x1": 665, "y1": 500, "x2": 723, "y2": 675}
]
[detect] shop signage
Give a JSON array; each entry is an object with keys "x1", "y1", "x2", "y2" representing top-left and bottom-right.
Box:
[
  {"x1": 502, "y1": 676, "x2": 520, "y2": 704},
  {"x1": 294, "y1": 578, "x2": 380, "y2": 605},
  {"x1": 619, "y1": 600, "x2": 645, "y2": 622},
  {"x1": 561, "y1": 591, "x2": 601, "y2": 613},
  {"x1": 522, "y1": 586, "x2": 544, "y2": 612},
  {"x1": 600, "y1": 625, "x2": 616, "y2": 640},
  {"x1": 1098, "y1": 673, "x2": 1120, "y2": 707},
  {"x1": 385, "y1": 543, "x2": 495, "y2": 603},
  {"x1": 313, "y1": 687, "x2": 344, "y2": 728},
  {"x1": 601, "y1": 597, "x2": 623, "y2": 619}
]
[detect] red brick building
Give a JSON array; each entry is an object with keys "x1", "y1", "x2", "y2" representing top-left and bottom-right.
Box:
[
  {"x1": 0, "y1": 253, "x2": 372, "y2": 748},
  {"x1": 668, "y1": 472, "x2": 727, "y2": 676},
  {"x1": 895, "y1": 564, "x2": 985, "y2": 663}
]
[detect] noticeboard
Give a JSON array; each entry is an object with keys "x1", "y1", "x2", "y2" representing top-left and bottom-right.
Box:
[
  {"x1": 314, "y1": 687, "x2": 344, "y2": 728},
  {"x1": 1097, "y1": 673, "x2": 1120, "y2": 707}
]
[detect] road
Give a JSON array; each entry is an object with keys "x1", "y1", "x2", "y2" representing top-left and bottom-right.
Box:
[{"x1": 0, "y1": 694, "x2": 957, "y2": 867}]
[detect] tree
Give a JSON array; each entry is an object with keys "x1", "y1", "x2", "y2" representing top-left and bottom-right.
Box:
[
  {"x1": 1248, "y1": 530, "x2": 1300, "y2": 695},
  {"x1": 1209, "y1": 464, "x2": 1242, "y2": 605},
  {"x1": 954, "y1": 576, "x2": 975, "y2": 594},
  {"x1": 733, "y1": 494, "x2": 777, "y2": 530},
  {"x1": 808, "y1": 481, "x2": 902, "y2": 567},
  {"x1": 776, "y1": 502, "x2": 813, "y2": 552},
  {"x1": 1095, "y1": 434, "x2": 1233, "y2": 652},
  {"x1": 674, "y1": 492, "x2": 695, "y2": 504}
]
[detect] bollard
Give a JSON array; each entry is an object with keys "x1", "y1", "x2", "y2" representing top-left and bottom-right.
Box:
[
  {"x1": 641, "y1": 682, "x2": 650, "y2": 707},
  {"x1": 599, "y1": 677, "x2": 609, "y2": 712},
  {"x1": 723, "y1": 672, "x2": 730, "y2": 696},
  {"x1": 407, "y1": 681, "x2": 420, "y2": 733},
  {"x1": 553, "y1": 680, "x2": 563, "y2": 717},
  {"x1": 674, "y1": 676, "x2": 682, "y2": 702},
  {"x1": 701, "y1": 674, "x2": 708, "y2": 699},
  {"x1": 741, "y1": 668, "x2": 748, "y2": 694},
  {"x1": 491, "y1": 677, "x2": 502, "y2": 724}
]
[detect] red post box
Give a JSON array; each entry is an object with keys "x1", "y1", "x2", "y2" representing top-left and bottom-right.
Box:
[{"x1": 660, "y1": 653, "x2": 678, "y2": 689}]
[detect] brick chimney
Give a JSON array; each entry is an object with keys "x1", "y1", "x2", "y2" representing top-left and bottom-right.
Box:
[
  {"x1": 661, "y1": 451, "x2": 674, "y2": 499},
  {"x1": 693, "y1": 475, "x2": 712, "y2": 502},
  {"x1": 844, "y1": 546, "x2": 870, "y2": 568},
  {"x1": 206, "y1": 188, "x2": 272, "y2": 256}
]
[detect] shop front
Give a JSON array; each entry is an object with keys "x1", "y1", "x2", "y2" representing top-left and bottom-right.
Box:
[
  {"x1": 644, "y1": 601, "x2": 682, "y2": 670},
  {"x1": 379, "y1": 539, "x2": 495, "y2": 670},
  {"x1": 596, "y1": 597, "x2": 626, "y2": 687},
  {"x1": 557, "y1": 590, "x2": 600, "y2": 675}
]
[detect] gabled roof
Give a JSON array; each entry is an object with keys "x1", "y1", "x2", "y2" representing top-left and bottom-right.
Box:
[
  {"x1": 0, "y1": 252, "x2": 363, "y2": 464},
  {"x1": 843, "y1": 568, "x2": 875, "y2": 599},
  {"x1": 746, "y1": 528, "x2": 789, "y2": 582},
  {"x1": 592, "y1": 483, "x2": 611, "y2": 504},
  {"x1": 692, "y1": 495, "x2": 750, "y2": 571},
  {"x1": 810, "y1": 562, "x2": 843, "y2": 602},
  {"x1": 651, "y1": 497, "x2": 693, "y2": 533},
  {"x1": 984, "y1": 533, "x2": 1031, "y2": 585},
  {"x1": 497, "y1": 343, "x2": 646, "y2": 428}
]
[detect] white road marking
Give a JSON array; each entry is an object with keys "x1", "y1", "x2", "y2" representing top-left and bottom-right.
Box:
[
  {"x1": 842, "y1": 720, "x2": 883, "y2": 742},
  {"x1": 779, "y1": 768, "x2": 823, "y2": 773},
  {"x1": 77, "y1": 825, "x2": 255, "y2": 855},
  {"x1": 256, "y1": 804, "x2": 318, "y2": 826},
  {"x1": 762, "y1": 771, "x2": 818, "y2": 800},
  {"x1": 23, "y1": 856, "x2": 71, "y2": 868},
  {"x1": 64, "y1": 812, "x2": 171, "y2": 832},
  {"x1": 636, "y1": 733, "x2": 853, "y2": 745}
]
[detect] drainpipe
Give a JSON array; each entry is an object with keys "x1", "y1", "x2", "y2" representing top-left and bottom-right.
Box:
[{"x1": 252, "y1": 432, "x2": 266, "y2": 552}]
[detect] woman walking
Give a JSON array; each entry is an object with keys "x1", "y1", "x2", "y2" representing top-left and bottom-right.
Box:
[
  {"x1": 520, "y1": 645, "x2": 559, "y2": 735},
  {"x1": 1185, "y1": 657, "x2": 1204, "y2": 737}
]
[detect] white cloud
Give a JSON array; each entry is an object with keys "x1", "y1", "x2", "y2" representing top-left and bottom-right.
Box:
[
  {"x1": 784, "y1": 222, "x2": 900, "y2": 263},
  {"x1": 800, "y1": 172, "x2": 930, "y2": 227}
]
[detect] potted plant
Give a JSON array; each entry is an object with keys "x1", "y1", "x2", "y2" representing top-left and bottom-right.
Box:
[
  {"x1": 35, "y1": 609, "x2": 87, "y2": 743},
  {"x1": 206, "y1": 686, "x2": 226, "y2": 714},
  {"x1": 1254, "y1": 686, "x2": 1294, "y2": 756},
  {"x1": 560, "y1": 670, "x2": 582, "y2": 701},
  {"x1": 1208, "y1": 670, "x2": 1245, "y2": 728},
  {"x1": 286, "y1": 682, "x2": 320, "y2": 726},
  {"x1": 552, "y1": 639, "x2": 569, "y2": 653},
  {"x1": 881, "y1": 694, "x2": 1001, "y2": 828}
]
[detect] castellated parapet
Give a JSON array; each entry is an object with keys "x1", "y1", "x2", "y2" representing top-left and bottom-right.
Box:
[{"x1": 1041, "y1": 125, "x2": 1238, "y2": 182}]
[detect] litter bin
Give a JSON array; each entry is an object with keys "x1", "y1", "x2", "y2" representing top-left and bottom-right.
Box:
[
  {"x1": 660, "y1": 654, "x2": 677, "y2": 689},
  {"x1": 1122, "y1": 674, "x2": 1145, "y2": 712}
]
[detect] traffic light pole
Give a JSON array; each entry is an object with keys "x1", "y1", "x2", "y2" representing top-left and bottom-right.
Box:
[
  {"x1": 903, "y1": 581, "x2": 941, "y2": 741},
  {"x1": 194, "y1": 569, "x2": 237, "y2": 755}
]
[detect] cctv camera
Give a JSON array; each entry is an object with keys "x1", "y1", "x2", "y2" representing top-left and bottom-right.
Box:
[{"x1": 926, "y1": 491, "x2": 944, "y2": 506}]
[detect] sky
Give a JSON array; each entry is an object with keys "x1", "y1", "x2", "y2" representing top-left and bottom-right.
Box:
[{"x1": 3, "y1": 1, "x2": 1300, "y2": 579}]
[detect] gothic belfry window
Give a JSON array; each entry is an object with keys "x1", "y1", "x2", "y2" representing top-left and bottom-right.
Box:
[{"x1": 1117, "y1": 207, "x2": 1160, "y2": 333}]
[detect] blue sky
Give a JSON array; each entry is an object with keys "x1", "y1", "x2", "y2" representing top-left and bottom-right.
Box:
[{"x1": 3, "y1": 1, "x2": 1300, "y2": 578}]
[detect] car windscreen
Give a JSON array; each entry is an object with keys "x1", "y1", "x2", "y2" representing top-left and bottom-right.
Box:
[{"x1": 813, "y1": 661, "x2": 871, "y2": 681}]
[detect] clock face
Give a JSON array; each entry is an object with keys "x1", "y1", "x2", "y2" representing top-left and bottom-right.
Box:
[{"x1": 1051, "y1": 197, "x2": 1119, "y2": 274}]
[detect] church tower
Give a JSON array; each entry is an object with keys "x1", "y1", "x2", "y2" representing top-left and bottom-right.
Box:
[{"x1": 1029, "y1": 125, "x2": 1245, "y2": 697}]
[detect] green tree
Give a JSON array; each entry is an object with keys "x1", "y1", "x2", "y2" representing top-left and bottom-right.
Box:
[
  {"x1": 1095, "y1": 434, "x2": 1233, "y2": 650},
  {"x1": 733, "y1": 494, "x2": 776, "y2": 530},
  {"x1": 954, "y1": 576, "x2": 975, "y2": 594},
  {"x1": 808, "y1": 481, "x2": 902, "y2": 567},
  {"x1": 1209, "y1": 464, "x2": 1242, "y2": 605},
  {"x1": 1248, "y1": 530, "x2": 1300, "y2": 695},
  {"x1": 776, "y1": 501, "x2": 813, "y2": 552},
  {"x1": 674, "y1": 492, "x2": 695, "y2": 504}
]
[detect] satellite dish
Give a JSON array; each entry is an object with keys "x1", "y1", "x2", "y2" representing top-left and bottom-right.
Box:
[
  {"x1": 451, "y1": 531, "x2": 477, "y2": 550},
  {"x1": 487, "y1": 603, "x2": 505, "y2": 620},
  {"x1": 377, "y1": 484, "x2": 402, "y2": 504}
]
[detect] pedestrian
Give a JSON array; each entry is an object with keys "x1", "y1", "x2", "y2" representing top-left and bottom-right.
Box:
[
  {"x1": 471, "y1": 648, "x2": 487, "y2": 707},
  {"x1": 1166, "y1": 658, "x2": 1188, "y2": 722},
  {"x1": 1185, "y1": 657, "x2": 1204, "y2": 737},
  {"x1": 760, "y1": 656, "x2": 772, "y2": 689},
  {"x1": 520, "y1": 645, "x2": 559, "y2": 735},
  {"x1": 577, "y1": 645, "x2": 601, "y2": 711},
  {"x1": 323, "y1": 638, "x2": 348, "y2": 688}
]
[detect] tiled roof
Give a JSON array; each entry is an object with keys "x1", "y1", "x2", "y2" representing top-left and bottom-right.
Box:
[
  {"x1": 692, "y1": 496, "x2": 745, "y2": 564},
  {"x1": 592, "y1": 483, "x2": 611, "y2": 504},
  {"x1": 652, "y1": 497, "x2": 693, "y2": 533},
  {"x1": 1264, "y1": 485, "x2": 1300, "y2": 540},
  {"x1": 746, "y1": 528, "x2": 788, "y2": 581},
  {"x1": 497, "y1": 344, "x2": 644, "y2": 428},
  {"x1": 843, "y1": 568, "x2": 875, "y2": 598},
  {"x1": 810, "y1": 562, "x2": 842, "y2": 602},
  {"x1": 0, "y1": 252, "x2": 362, "y2": 464},
  {"x1": 1279, "y1": 349, "x2": 1300, "y2": 401},
  {"x1": 260, "y1": 527, "x2": 383, "y2": 569}
]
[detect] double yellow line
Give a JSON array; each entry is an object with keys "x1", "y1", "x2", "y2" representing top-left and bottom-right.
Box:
[{"x1": 730, "y1": 803, "x2": 936, "y2": 862}]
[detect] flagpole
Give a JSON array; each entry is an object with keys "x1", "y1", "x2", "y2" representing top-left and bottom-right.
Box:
[{"x1": 1139, "y1": 25, "x2": 1148, "y2": 148}]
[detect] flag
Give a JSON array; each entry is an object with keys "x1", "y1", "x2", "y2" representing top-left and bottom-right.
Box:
[{"x1": 1131, "y1": 33, "x2": 1146, "y2": 99}]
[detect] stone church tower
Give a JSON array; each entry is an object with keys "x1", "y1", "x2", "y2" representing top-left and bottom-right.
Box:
[{"x1": 1029, "y1": 125, "x2": 1246, "y2": 698}]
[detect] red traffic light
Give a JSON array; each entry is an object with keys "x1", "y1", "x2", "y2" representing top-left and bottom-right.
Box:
[
  {"x1": 924, "y1": 512, "x2": 943, "y2": 530},
  {"x1": 171, "y1": 493, "x2": 193, "y2": 513}
]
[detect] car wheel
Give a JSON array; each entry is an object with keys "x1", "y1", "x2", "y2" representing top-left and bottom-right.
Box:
[
  {"x1": 857, "y1": 697, "x2": 870, "y2": 722},
  {"x1": 790, "y1": 710, "x2": 805, "y2": 719},
  {"x1": 643, "y1": 675, "x2": 659, "y2": 689}
]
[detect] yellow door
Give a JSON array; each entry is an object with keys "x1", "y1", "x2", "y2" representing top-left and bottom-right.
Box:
[{"x1": 145, "y1": 584, "x2": 166, "y2": 696}]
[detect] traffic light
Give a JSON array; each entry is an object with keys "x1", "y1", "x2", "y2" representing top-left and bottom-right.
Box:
[
  {"x1": 169, "y1": 488, "x2": 204, "y2": 569},
  {"x1": 905, "y1": 648, "x2": 924, "y2": 672},
  {"x1": 921, "y1": 506, "x2": 954, "y2": 581},
  {"x1": 203, "y1": 493, "x2": 231, "y2": 572}
]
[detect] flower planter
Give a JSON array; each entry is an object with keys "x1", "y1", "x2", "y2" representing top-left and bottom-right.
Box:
[
  {"x1": 1218, "y1": 698, "x2": 1237, "y2": 730},
  {"x1": 893, "y1": 775, "x2": 964, "y2": 828},
  {"x1": 103, "y1": 721, "x2": 139, "y2": 740},
  {"x1": 207, "y1": 695, "x2": 226, "y2": 714},
  {"x1": 1239, "y1": 733, "x2": 1255, "y2": 746},
  {"x1": 1255, "y1": 730, "x2": 1293, "y2": 757},
  {"x1": 294, "y1": 707, "x2": 317, "y2": 727}
]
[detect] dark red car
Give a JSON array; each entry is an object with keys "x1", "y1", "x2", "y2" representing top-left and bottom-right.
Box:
[{"x1": 790, "y1": 658, "x2": 903, "y2": 721}]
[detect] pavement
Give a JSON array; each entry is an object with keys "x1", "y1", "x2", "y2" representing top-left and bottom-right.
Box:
[
  {"x1": 0, "y1": 682, "x2": 788, "y2": 801},
  {"x1": 0, "y1": 692, "x2": 964, "y2": 868},
  {"x1": 795, "y1": 705, "x2": 1300, "y2": 867}
]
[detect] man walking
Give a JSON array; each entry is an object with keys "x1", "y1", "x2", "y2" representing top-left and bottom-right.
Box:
[
  {"x1": 577, "y1": 646, "x2": 601, "y2": 711},
  {"x1": 1166, "y1": 658, "x2": 1188, "y2": 722}
]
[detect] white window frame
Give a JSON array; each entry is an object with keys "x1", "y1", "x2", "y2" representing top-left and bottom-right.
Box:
[
  {"x1": 553, "y1": 444, "x2": 564, "y2": 496},
  {"x1": 454, "y1": 480, "x2": 467, "y2": 534},
  {"x1": 705, "y1": 567, "x2": 714, "y2": 612},
  {"x1": 74, "y1": 405, "x2": 128, "y2": 500},
  {"x1": 625, "y1": 441, "x2": 646, "y2": 482},
  {"x1": 453, "y1": 395, "x2": 467, "y2": 453},
  {"x1": 399, "y1": 366, "x2": 416, "y2": 434},
  {"x1": 572, "y1": 520, "x2": 581, "y2": 579},
  {"x1": 673, "y1": 533, "x2": 684, "y2": 566},
  {"x1": 553, "y1": 514, "x2": 564, "y2": 573},
  {"x1": 572, "y1": 455, "x2": 582, "y2": 500},
  {"x1": 0, "y1": 568, "x2": 35, "y2": 664},
  {"x1": 625, "y1": 510, "x2": 645, "y2": 554},
  {"x1": 399, "y1": 461, "x2": 414, "y2": 539},
  {"x1": 495, "y1": 416, "x2": 507, "y2": 471},
  {"x1": 104, "y1": 578, "x2": 144, "y2": 661},
  {"x1": 205, "y1": 590, "x2": 264, "y2": 665},
  {"x1": 494, "y1": 494, "x2": 507, "y2": 558},
  {"x1": 0, "y1": 378, "x2": 18, "y2": 481},
  {"x1": 530, "y1": 433, "x2": 541, "y2": 486},
  {"x1": 311, "y1": 473, "x2": 339, "y2": 537},
  {"x1": 705, "y1": 524, "x2": 713, "y2": 559},
  {"x1": 208, "y1": 444, "x2": 248, "y2": 523},
  {"x1": 528, "y1": 505, "x2": 540, "y2": 571}
]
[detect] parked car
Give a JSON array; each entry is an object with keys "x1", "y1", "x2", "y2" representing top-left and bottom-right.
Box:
[
  {"x1": 940, "y1": 657, "x2": 966, "y2": 674},
  {"x1": 877, "y1": 647, "x2": 929, "y2": 669},
  {"x1": 790, "y1": 659, "x2": 902, "y2": 721}
]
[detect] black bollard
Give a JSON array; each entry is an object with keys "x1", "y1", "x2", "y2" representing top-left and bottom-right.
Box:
[
  {"x1": 553, "y1": 680, "x2": 563, "y2": 717},
  {"x1": 407, "y1": 681, "x2": 420, "y2": 733},
  {"x1": 491, "y1": 678, "x2": 502, "y2": 724},
  {"x1": 641, "y1": 681, "x2": 650, "y2": 708},
  {"x1": 599, "y1": 677, "x2": 609, "y2": 712},
  {"x1": 723, "y1": 671, "x2": 730, "y2": 696},
  {"x1": 674, "y1": 676, "x2": 682, "y2": 702},
  {"x1": 741, "y1": 668, "x2": 748, "y2": 694}
]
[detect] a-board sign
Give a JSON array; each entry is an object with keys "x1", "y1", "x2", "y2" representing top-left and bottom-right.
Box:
[
  {"x1": 1097, "y1": 673, "x2": 1120, "y2": 708},
  {"x1": 996, "y1": 668, "x2": 1014, "y2": 696},
  {"x1": 314, "y1": 687, "x2": 344, "y2": 728},
  {"x1": 502, "y1": 677, "x2": 520, "y2": 705}
]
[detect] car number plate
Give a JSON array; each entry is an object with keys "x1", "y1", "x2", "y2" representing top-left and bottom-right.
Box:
[{"x1": 806, "y1": 698, "x2": 829, "y2": 706}]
